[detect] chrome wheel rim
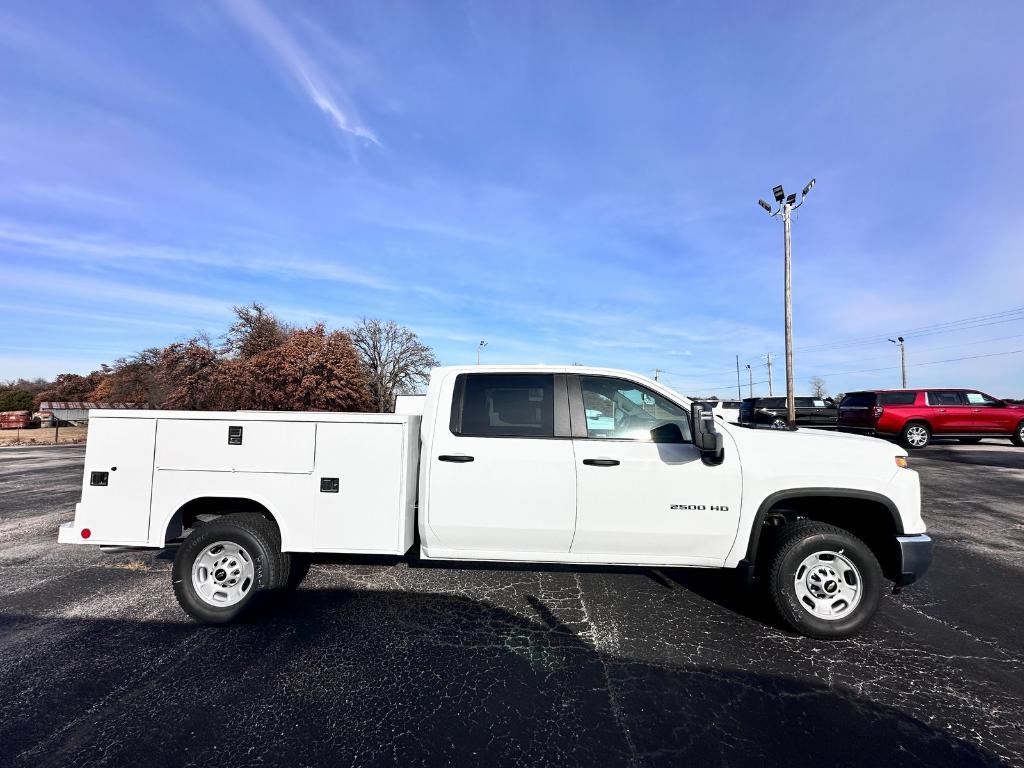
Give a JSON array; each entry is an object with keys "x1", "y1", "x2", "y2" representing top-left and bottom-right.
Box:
[
  {"x1": 793, "y1": 550, "x2": 863, "y2": 621},
  {"x1": 905, "y1": 425, "x2": 928, "y2": 447},
  {"x1": 191, "y1": 541, "x2": 254, "y2": 607}
]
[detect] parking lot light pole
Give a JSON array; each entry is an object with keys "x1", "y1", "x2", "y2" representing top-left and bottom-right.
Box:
[
  {"x1": 477, "y1": 340, "x2": 487, "y2": 365},
  {"x1": 889, "y1": 336, "x2": 907, "y2": 387},
  {"x1": 759, "y1": 178, "x2": 815, "y2": 427},
  {"x1": 746, "y1": 364, "x2": 753, "y2": 396}
]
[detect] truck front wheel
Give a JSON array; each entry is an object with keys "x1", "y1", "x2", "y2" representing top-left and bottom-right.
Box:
[
  {"x1": 768, "y1": 522, "x2": 883, "y2": 639},
  {"x1": 172, "y1": 514, "x2": 285, "y2": 624}
]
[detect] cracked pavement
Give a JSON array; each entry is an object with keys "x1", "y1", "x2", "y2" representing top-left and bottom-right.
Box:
[{"x1": 1, "y1": 442, "x2": 1022, "y2": 766}]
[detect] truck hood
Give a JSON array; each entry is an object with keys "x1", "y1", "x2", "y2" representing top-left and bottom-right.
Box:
[{"x1": 719, "y1": 421, "x2": 907, "y2": 472}]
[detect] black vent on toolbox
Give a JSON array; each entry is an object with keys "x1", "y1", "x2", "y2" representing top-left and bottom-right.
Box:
[{"x1": 228, "y1": 426, "x2": 243, "y2": 445}]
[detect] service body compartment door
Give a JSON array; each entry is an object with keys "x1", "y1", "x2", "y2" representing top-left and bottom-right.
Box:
[
  {"x1": 313, "y1": 422, "x2": 409, "y2": 553},
  {"x1": 155, "y1": 419, "x2": 314, "y2": 474},
  {"x1": 79, "y1": 417, "x2": 157, "y2": 544}
]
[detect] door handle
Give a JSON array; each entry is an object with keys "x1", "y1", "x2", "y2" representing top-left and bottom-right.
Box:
[
  {"x1": 583, "y1": 458, "x2": 620, "y2": 467},
  {"x1": 438, "y1": 454, "x2": 474, "y2": 463},
  {"x1": 937, "y1": 409, "x2": 946, "y2": 413}
]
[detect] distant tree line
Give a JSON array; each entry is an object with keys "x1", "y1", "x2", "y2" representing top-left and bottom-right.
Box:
[{"x1": 0, "y1": 304, "x2": 439, "y2": 414}]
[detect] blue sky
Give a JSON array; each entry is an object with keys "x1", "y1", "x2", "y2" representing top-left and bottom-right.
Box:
[{"x1": 1, "y1": 1, "x2": 1023, "y2": 397}]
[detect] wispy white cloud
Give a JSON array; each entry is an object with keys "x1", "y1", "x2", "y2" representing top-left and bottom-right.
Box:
[
  {"x1": 14, "y1": 182, "x2": 129, "y2": 211},
  {"x1": 222, "y1": 0, "x2": 378, "y2": 145},
  {"x1": 0, "y1": 221, "x2": 395, "y2": 292}
]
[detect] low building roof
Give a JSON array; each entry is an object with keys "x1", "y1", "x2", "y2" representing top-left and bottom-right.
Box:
[{"x1": 40, "y1": 402, "x2": 149, "y2": 410}]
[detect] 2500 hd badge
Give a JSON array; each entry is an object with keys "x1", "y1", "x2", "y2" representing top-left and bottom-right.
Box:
[{"x1": 671, "y1": 504, "x2": 730, "y2": 511}]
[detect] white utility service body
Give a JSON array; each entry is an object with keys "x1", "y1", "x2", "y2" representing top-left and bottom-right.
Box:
[
  {"x1": 59, "y1": 410, "x2": 420, "y2": 556},
  {"x1": 59, "y1": 365, "x2": 931, "y2": 635}
]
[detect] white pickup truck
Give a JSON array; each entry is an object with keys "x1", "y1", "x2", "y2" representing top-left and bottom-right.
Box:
[{"x1": 59, "y1": 365, "x2": 931, "y2": 638}]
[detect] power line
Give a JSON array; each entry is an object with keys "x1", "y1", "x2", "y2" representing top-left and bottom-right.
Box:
[
  {"x1": 653, "y1": 306, "x2": 1024, "y2": 393},
  {"x1": 789, "y1": 307, "x2": 1024, "y2": 355},
  {"x1": 662, "y1": 347, "x2": 1024, "y2": 395}
]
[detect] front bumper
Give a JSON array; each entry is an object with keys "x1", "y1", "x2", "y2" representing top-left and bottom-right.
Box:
[{"x1": 893, "y1": 534, "x2": 933, "y2": 590}]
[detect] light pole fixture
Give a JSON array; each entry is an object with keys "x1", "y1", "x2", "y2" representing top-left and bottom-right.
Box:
[
  {"x1": 745, "y1": 364, "x2": 753, "y2": 397},
  {"x1": 477, "y1": 340, "x2": 488, "y2": 365},
  {"x1": 888, "y1": 336, "x2": 907, "y2": 388},
  {"x1": 758, "y1": 178, "x2": 816, "y2": 427}
]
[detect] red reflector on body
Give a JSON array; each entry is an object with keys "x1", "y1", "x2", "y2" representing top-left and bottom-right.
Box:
[{"x1": 81, "y1": 528, "x2": 91, "y2": 539}]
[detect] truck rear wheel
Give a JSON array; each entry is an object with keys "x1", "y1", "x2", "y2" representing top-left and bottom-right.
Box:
[
  {"x1": 768, "y1": 521, "x2": 883, "y2": 639},
  {"x1": 172, "y1": 514, "x2": 285, "y2": 624}
]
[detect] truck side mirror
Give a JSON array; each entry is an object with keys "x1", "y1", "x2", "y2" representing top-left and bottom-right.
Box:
[{"x1": 691, "y1": 403, "x2": 725, "y2": 465}]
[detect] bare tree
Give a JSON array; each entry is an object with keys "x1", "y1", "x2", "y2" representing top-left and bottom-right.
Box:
[
  {"x1": 224, "y1": 302, "x2": 290, "y2": 359},
  {"x1": 347, "y1": 318, "x2": 440, "y2": 412},
  {"x1": 809, "y1": 376, "x2": 828, "y2": 398}
]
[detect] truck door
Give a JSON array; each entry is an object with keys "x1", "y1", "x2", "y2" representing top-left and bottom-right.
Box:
[
  {"x1": 426, "y1": 372, "x2": 576, "y2": 554},
  {"x1": 569, "y1": 375, "x2": 743, "y2": 561}
]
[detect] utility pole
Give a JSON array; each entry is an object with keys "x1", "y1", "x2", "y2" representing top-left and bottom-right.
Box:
[
  {"x1": 477, "y1": 340, "x2": 487, "y2": 365},
  {"x1": 745, "y1": 364, "x2": 753, "y2": 397},
  {"x1": 654, "y1": 368, "x2": 660, "y2": 382},
  {"x1": 763, "y1": 352, "x2": 774, "y2": 396},
  {"x1": 758, "y1": 178, "x2": 815, "y2": 427},
  {"x1": 889, "y1": 336, "x2": 907, "y2": 387},
  {"x1": 735, "y1": 355, "x2": 741, "y2": 399}
]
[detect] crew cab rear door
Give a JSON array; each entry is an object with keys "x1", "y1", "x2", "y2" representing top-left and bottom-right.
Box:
[
  {"x1": 425, "y1": 372, "x2": 577, "y2": 554},
  {"x1": 568, "y1": 375, "x2": 743, "y2": 562}
]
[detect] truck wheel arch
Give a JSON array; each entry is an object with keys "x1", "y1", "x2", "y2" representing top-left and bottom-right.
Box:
[
  {"x1": 742, "y1": 488, "x2": 904, "y2": 577},
  {"x1": 161, "y1": 496, "x2": 288, "y2": 549}
]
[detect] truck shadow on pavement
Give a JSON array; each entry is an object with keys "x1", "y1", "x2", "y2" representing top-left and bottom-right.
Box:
[{"x1": 0, "y1": 588, "x2": 1004, "y2": 768}]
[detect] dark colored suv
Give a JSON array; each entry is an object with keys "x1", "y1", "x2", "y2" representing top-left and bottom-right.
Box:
[
  {"x1": 837, "y1": 389, "x2": 1024, "y2": 449},
  {"x1": 738, "y1": 396, "x2": 838, "y2": 429}
]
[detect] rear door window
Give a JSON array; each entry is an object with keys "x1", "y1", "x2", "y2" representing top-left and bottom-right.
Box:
[
  {"x1": 926, "y1": 391, "x2": 964, "y2": 406},
  {"x1": 452, "y1": 374, "x2": 555, "y2": 437},
  {"x1": 879, "y1": 392, "x2": 917, "y2": 406}
]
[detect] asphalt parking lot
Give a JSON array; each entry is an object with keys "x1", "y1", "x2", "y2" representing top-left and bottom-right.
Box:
[{"x1": 1, "y1": 442, "x2": 1022, "y2": 767}]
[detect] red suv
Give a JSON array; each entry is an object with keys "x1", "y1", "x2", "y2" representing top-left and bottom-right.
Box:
[{"x1": 838, "y1": 389, "x2": 1024, "y2": 449}]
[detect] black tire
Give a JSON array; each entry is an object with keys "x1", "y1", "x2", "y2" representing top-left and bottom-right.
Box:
[
  {"x1": 768, "y1": 521, "x2": 883, "y2": 639},
  {"x1": 1012, "y1": 421, "x2": 1024, "y2": 448},
  {"x1": 284, "y1": 553, "x2": 312, "y2": 590},
  {"x1": 958, "y1": 437, "x2": 982, "y2": 445},
  {"x1": 172, "y1": 513, "x2": 285, "y2": 624},
  {"x1": 900, "y1": 422, "x2": 931, "y2": 449}
]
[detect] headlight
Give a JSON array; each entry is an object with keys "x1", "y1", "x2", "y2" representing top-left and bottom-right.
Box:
[{"x1": 895, "y1": 456, "x2": 909, "y2": 469}]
